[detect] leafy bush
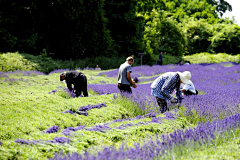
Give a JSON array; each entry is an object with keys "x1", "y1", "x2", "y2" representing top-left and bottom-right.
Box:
[
  {"x1": 143, "y1": 10, "x2": 186, "y2": 58},
  {"x1": 0, "y1": 52, "x2": 37, "y2": 72},
  {"x1": 180, "y1": 18, "x2": 212, "y2": 55},
  {"x1": 208, "y1": 24, "x2": 240, "y2": 55},
  {"x1": 0, "y1": 52, "x2": 128, "y2": 73},
  {"x1": 183, "y1": 52, "x2": 240, "y2": 64}
]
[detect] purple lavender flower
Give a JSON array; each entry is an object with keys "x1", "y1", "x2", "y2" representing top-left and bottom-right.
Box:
[
  {"x1": 144, "y1": 113, "x2": 156, "y2": 118},
  {"x1": 163, "y1": 112, "x2": 175, "y2": 120},
  {"x1": 133, "y1": 77, "x2": 139, "y2": 83},
  {"x1": 0, "y1": 72, "x2": 9, "y2": 78},
  {"x1": 88, "y1": 84, "x2": 120, "y2": 95},
  {"x1": 63, "y1": 110, "x2": 75, "y2": 114},
  {"x1": 63, "y1": 103, "x2": 107, "y2": 116},
  {"x1": 0, "y1": 141, "x2": 2, "y2": 146},
  {"x1": 15, "y1": 137, "x2": 71, "y2": 145},
  {"x1": 76, "y1": 111, "x2": 88, "y2": 116},
  {"x1": 65, "y1": 88, "x2": 75, "y2": 98},
  {"x1": 78, "y1": 103, "x2": 107, "y2": 112},
  {"x1": 52, "y1": 137, "x2": 70, "y2": 144},
  {"x1": 43, "y1": 125, "x2": 59, "y2": 133},
  {"x1": 48, "y1": 69, "x2": 71, "y2": 75},
  {"x1": 15, "y1": 139, "x2": 38, "y2": 145},
  {"x1": 49, "y1": 90, "x2": 57, "y2": 94},
  {"x1": 86, "y1": 125, "x2": 111, "y2": 133},
  {"x1": 62, "y1": 125, "x2": 87, "y2": 136},
  {"x1": 51, "y1": 113, "x2": 240, "y2": 160},
  {"x1": 5, "y1": 70, "x2": 45, "y2": 76},
  {"x1": 151, "y1": 117, "x2": 162, "y2": 123}
]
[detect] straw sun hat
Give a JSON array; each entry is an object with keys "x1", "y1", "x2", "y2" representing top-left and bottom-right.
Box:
[{"x1": 177, "y1": 71, "x2": 191, "y2": 84}]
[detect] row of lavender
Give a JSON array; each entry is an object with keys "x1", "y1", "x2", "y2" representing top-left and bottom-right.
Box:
[
  {"x1": 89, "y1": 63, "x2": 240, "y2": 121},
  {"x1": 51, "y1": 113, "x2": 240, "y2": 160},
  {"x1": 48, "y1": 63, "x2": 240, "y2": 159},
  {"x1": 14, "y1": 111, "x2": 174, "y2": 145},
  {"x1": 47, "y1": 63, "x2": 240, "y2": 122},
  {"x1": 97, "y1": 62, "x2": 238, "y2": 78}
]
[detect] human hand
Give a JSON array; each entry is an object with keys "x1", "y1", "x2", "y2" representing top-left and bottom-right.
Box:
[
  {"x1": 170, "y1": 98, "x2": 178, "y2": 103},
  {"x1": 132, "y1": 81, "x2": 136, "y2": 85},
  {"x1": 133, "y1": 84, "x2": 137, "y2": 88}
]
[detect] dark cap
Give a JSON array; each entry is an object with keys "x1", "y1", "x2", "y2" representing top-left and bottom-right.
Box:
[{"x1": 60, "y1": 72, "x2": 65, "y2": 81}]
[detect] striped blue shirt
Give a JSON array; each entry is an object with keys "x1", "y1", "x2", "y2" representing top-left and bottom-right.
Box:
[{"x1": 151, "y1": 72, "x2": 182, "y2": 100}]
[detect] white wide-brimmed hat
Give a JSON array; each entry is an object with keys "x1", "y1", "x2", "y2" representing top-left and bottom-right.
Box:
[{"x1": 177, "y1": 71, "x2": 191, "y2": 84}]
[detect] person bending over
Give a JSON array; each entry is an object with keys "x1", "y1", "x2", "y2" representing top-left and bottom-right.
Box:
[
  {"x1": 180, "y1": 80, "x2": 198, "y2": 96},
  {"x1": 151, "y1": 71, "x2": 192, "y2": 113},
  {"x1": 60, "y1": 71, "x2": 88, "y2": 97}
]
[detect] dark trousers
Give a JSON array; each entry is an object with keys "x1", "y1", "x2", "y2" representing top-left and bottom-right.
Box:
[
  {"x1": 156, "y1": 60, "x2": 163, "y2": 65},
  {"x1": 117, "y1": 83, "x2": 132, "y2": 94},
  {"x1": 74, "y1": 75, "x2": 88, "y2": 97},
  {"x1": 156, "y1": 97, "x2": 168, "y2": 113},
  {"x1": 184, "y1": 90, "x2": 196, "y2": 96}
]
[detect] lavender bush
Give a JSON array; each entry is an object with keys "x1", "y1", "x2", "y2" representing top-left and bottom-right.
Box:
[
  {"x1": 79, "y1": 103, "x2": 107, "y2": 111},
  {"x1": 15, "y1": 137, "x2": 70, "y2": 145},
  {"x1": 63, "y1": 103, "x2": 107, "y2": 116},
  {"x1": 62, "y1": 125, "x2": 86, "y2": 136},
  {"x1": 92, "y1": 63, "x2": 240, "y2": 122},
  {"x1": 51, "y1": 113, "x2": 240, "y2": 160},
  {"x1": 43, "y1": 125, "x2": 60, "y2": 134}
]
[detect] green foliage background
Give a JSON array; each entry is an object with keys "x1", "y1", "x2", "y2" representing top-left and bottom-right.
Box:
[
  {"x1": 1, "y1": 52, "x2": 239, "y2": 73},
  {"x1": 1, "y1": 0, "x2": 239, "y2": 63}
]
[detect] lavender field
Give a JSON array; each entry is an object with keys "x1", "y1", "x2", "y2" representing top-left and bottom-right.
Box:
[{"x1": 0, "y1": 62, "x2": 240, "y2": 160}]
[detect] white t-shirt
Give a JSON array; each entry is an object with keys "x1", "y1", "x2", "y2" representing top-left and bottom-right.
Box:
[{"x1": 180, "y1": 80, "x2": 196, "y2": 94}]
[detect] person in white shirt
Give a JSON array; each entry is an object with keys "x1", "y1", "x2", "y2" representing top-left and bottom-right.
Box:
[{"x1": 180, "y1": 80, "x2": 198, "y2": 96}]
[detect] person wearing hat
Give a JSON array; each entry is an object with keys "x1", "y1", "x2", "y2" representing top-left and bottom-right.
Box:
[
  {"x1": 150, "y1": 71, "x2": 191, "y2": 113},
  {"x1": 117, "y1": 56, "x2": 137, "y2": 94},
  {"x1": 60, "y1": 71, "x2": 88, "y2": 97}
]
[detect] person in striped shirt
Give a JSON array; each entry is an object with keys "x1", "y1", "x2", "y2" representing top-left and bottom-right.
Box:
[{"x1": 151, "y1": 71, "x2": 192, "y2": 113}]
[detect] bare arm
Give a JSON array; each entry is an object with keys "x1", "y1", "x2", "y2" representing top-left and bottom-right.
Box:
[{"x1": 127, "y1": 71, "x2": 135, "y2": 85}]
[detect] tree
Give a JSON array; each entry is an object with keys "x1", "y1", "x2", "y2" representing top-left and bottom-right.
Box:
[
  {"x1": 143, "y1": 10, "x2": 186, "y2": 58},
  {"x1": 0, "y1": 0, "x2": 114, "y2": 59},
  {"x1": 103, "y1": 0, "x2": 145, "y2": 57},
  {"x1": 206, "y1": 0, "x2": 232, "y2": 16},
  {"x1": 209, "y1": 24, "x2": 240, "y2": 54},
  {"x1": 180, "y1": 18, "x2": 212, "y2": 55}
]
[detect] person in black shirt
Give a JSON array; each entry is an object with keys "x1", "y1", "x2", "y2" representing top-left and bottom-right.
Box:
[
  {"x1": 157, "y1": 51, "x2": 163, "y2": 65},
  {"x1": 60, "y1": 71, "x2": 88, "y2": 97}
]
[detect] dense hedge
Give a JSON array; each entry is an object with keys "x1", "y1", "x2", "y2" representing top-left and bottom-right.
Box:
[
  {"x1": 1, "y1": 52, "x2": 239, "y2": 73},
  {"x1": 0, "y1": 0, "x2": 238, "y2": 61}
]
